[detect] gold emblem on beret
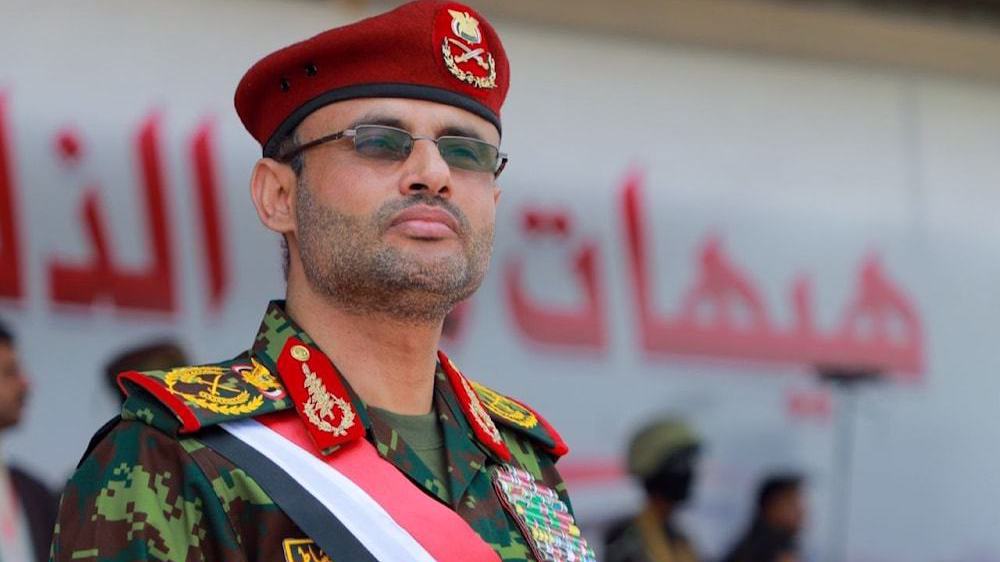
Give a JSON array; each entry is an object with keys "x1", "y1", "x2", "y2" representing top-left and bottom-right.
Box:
[
  {"x1": 448, "y1": 9, "x2": 482, "y2": 44},
  {"x1": 442, "y1": 10, "x2": 497, "y2": 89},
  {"x1": 290, "y1": 345, "x2": 311, "y2": 362},
  {"x1": 471, "y1": 381, "x2": 538, "y2": 429}
]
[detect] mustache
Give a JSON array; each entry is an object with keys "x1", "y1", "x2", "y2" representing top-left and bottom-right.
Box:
[{"x1": 375, "y1": 195, "x2": 471, "y2": 234}]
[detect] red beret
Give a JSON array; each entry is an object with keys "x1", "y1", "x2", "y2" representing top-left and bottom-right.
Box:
[{"x1": 235, "y1": 0, "x2": 510, "y2": 157}]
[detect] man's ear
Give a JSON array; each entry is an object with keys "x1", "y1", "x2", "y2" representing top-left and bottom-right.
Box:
[
  {"x1": 250, "y1": 158, "x2": 298, "y2": 235},
  {"x1": 493, "y1": 185, "x2": 501, "y2": 205}
]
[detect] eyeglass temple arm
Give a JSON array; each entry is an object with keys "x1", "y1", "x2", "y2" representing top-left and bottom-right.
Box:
[
  {"x1": 494, "y1": 153, "x2": 509, "y2": 178},
  {"x1": 276, "y1": 130, "x2": 349, "y2": 163}
]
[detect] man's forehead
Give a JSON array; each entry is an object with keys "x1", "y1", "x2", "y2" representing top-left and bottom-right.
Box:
[{"x1": 299, "y1": 98, "x2": 501, "y2": 143}]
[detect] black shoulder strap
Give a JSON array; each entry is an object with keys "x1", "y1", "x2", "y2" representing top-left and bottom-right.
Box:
[{"x1": 197, "y1": 426, "x2": 379, "y2": 562}]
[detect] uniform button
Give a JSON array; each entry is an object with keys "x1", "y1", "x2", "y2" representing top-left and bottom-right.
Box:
[{"x1": 290, "y1": 345, "x2": 310, "y2": 361}]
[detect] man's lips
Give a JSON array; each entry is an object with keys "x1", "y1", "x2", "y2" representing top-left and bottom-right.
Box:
[{"x1": 389, "y1": 206, "x2": 460, "y2": 238}]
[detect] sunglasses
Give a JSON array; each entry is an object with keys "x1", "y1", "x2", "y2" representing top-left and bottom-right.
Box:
[{"x1": 278, "y1": 124, "x2": 508, "y2": 177}]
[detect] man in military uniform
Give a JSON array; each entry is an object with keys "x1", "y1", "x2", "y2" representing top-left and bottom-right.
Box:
[
  {"x1": 604, "y1": 417, "x2": 702, "y2": 562},
  {"x1": 51, "y1": 2, "x2": 595, "y2": 561}
]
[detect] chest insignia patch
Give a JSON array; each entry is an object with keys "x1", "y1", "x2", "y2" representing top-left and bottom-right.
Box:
[
  {"x1": 282, "y1": 538, "x2": 332, "y2": 562},
  {"x1": 493, "y1": 465, "x2": 596, "y2": 562}
]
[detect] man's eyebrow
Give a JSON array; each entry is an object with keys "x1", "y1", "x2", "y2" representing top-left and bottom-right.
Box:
[
  {"x1": 438, "y1": 125, "x2": 485, "y2": 141},
  {"x1": 349, "y1": 113, "x2": 407, "y2": 130}
]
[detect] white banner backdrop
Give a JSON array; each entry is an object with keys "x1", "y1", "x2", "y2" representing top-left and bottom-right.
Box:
[{"x1": 1, "y1": 1, "x2": 999, "y2": 560}]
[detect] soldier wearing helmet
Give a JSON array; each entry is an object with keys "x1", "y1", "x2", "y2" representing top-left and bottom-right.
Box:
[{"x1": 604, "y1": 417, "x2": 703, "y2": 562}]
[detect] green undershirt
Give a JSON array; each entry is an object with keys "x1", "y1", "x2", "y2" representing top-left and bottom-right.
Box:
[{"x1": 370, "y1": 406, "x2": 450, "y2": 502}]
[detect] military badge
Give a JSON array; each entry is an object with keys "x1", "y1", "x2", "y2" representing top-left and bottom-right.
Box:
[
  {"x1": 435, "y1": 6, "x2": 497, "y2": 89},
  {"x1": 472, "y1": 381, "x2": 539, "y2": 429},
  {"x1": 282, "y1": 538, "x2": 332, "y2": 562},
  {"x1": 277, "y1": 337, "x2": 365, "y2": 454},
  {"x1": 290, "y1": 344, "x2": 311, "y2": 362},
  {"x1": 493, "y1": 465, "x2": 596, "y2": 562},
  {"x1": 438, "y1": 351, "x2": 512, "y2": 461},
  {"x1": 454, "y1": 362, "x2": 504, "y2": 446},
  {"x1": 233, "y1": 358, "x2": 287, "y2": 401},
  {"x1": 164, "y1": 365, "x2": 266, "y2": 416},
  {"x1": 301, "y1": 361, "x2": 356, "y2": 437}
]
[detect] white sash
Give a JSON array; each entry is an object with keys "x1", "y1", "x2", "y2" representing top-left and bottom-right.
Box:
[{"x1": 221, "y1": 418, "x2": 437, "y2": 562}]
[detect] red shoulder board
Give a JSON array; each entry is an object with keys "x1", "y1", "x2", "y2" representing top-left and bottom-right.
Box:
[
  {"x1": 469, "y1": 380, "x2": 569, "y2": 458},
  {"x1": 117, "y1": 358, "x2": 292, "y2": 433}
]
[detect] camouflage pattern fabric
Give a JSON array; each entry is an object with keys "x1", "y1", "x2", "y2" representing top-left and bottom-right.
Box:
[{"x1": 52, "y1": 301, "x2": 572, "y2": 562}]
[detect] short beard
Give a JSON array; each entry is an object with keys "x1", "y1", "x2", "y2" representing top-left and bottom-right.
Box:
[{"x1": 295, "y1": 180, "x2": 493, "y2": 324}]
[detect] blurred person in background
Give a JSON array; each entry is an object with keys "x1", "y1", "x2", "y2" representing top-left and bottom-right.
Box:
[
  {"x1": 102, "y1": 340, "x2": 189, "y2": 406},
  {"x1": 0, "y1": 319, "x2": 57, "y2": 562},
  {"x1": 605, "y1": 417, "x2": 702, "y2": 562},
  {"x1": 51, "y1": 1, "x2": 595, "y2": 561},
  {"x1": 721, "y1": 473, "x2": 806, "y2": 562}
]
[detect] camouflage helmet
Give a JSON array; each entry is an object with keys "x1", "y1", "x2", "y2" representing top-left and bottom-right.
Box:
[{"x1": 627, "y1": 417, "x2": 701, "y2": 480}]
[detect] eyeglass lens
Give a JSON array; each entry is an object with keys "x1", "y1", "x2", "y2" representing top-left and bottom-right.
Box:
[{"x1": 352, "y1": 126, "x2": 500, "y2": 174}]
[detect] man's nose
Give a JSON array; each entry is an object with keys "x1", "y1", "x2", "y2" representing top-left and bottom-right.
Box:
[{"x1": 399, "y1": 139, "x2": 451, "y2": 198}]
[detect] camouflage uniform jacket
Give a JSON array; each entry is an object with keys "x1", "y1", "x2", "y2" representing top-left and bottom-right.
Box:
[{"x1": 52, "y1": 301, "x2": 575, "y2": 562}]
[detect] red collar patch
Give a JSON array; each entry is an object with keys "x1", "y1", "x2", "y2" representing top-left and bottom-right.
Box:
[
  {"x1": 438, "y1": 350, "x2": 511, "y2": 462},
  {"x1": 276, "y1": 337, "x2": 365, "y2": 455}
]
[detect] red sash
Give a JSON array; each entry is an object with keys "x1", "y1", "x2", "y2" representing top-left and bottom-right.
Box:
[{"x1": 260, "y1": 411, "x2": 501, "y2": 562}]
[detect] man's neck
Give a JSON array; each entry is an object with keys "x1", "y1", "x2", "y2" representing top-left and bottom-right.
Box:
[
  {"x1": 286, "y1": 285, "x2": 443, "y2": 416},
  {"x1": 645, "y1": 497, "x2": 675, "y2": 523}
]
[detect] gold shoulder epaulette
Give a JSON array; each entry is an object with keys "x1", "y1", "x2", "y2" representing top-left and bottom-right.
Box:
[
  {"x1": 117, "y1": 355, "x2": 292, "y2": 433},
  {"x1": 470, "y1": 381, "x2": 569, "y2": 458}
]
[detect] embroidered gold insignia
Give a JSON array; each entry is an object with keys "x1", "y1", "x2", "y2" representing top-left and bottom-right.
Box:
[
  {"x1": 164, "y1": 365, "x2": 264, "y2": 415},
  {"x1": 302, "y1": 362, "x2": 356, "y2": 437},
  {"x1": 282, "y1": 538, "x2": 333, "y2": 562},
  {"x1": 233, "y1": 358, "x2": 287, "y2": 401},
  {"x1": 472, "y1": 381, "x2": 539, "y2": 429},
  {"x1": 291, "y1": 345, "x2": 311, "y2": 362},
  {"x1": 448, "y1": 9, "x2": 482, "y2": 43},
  {"x1": 453, "y1": 361, "x2": 504, "y2": 445},
  {"x1": 441, "y1": 10, "x2": 497, "y2": 89}
]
